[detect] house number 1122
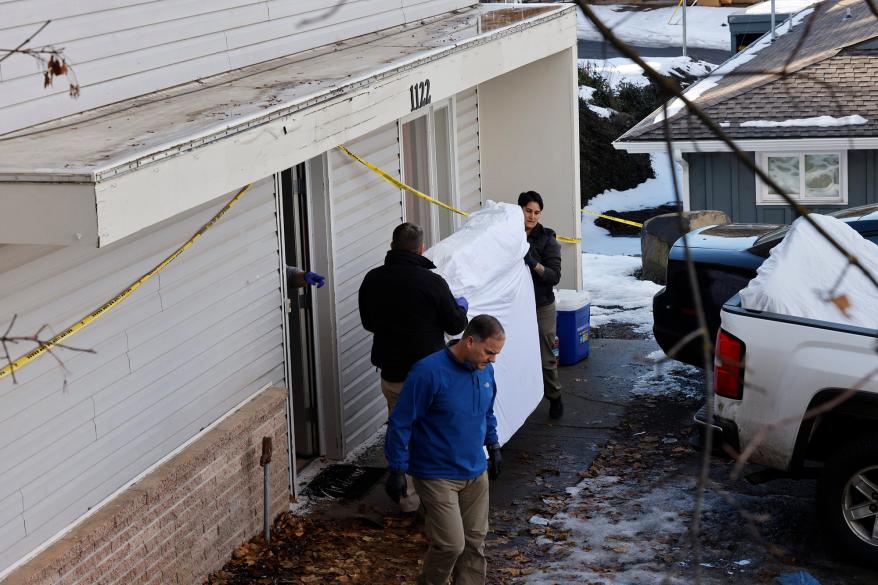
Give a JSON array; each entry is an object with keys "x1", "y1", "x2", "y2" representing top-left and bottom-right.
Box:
[{"x1": 409, "y1": 79, "x2": 431, "y2": 111}]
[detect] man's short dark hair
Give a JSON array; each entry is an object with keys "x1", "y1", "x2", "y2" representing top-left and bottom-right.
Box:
[
  {"x1": 517, "y1": 191, "x2": 543, "y2": 210},
  {"x1": 463, "y1": 314, "x2": 505, "y2": 341},
  {"x1": 391, "y1": 222, "x2": 424, "y2": 253}
]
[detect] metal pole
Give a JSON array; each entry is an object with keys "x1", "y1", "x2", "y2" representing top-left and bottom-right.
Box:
[
  {"x1": 260, "y1": 437, "x2": 273, "y2": 545},
  {"x1": 770, "y1": 0, "x2": 777, "y2": 41},
  {"x1": 682, "y1": 0, "x2": 688, "y2": 57}
]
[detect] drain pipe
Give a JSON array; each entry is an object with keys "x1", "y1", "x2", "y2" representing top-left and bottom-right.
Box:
[{"x1": 260, "y1": 437, "x2": 273, "y2": 545}]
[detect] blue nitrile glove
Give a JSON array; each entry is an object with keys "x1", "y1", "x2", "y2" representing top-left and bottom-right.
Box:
[
  {"x1": 455, "y1": 296, "x2": 469, "y2": 313},
  {"x1": 304, "y1": 271, "x2": 326, "y2": 288},
  {"x1": 487, "y1": 444, "x2": 502, "y2": 480},
  {"x1": 524, "y1": 248, "x2": 539, "y2": 269}
]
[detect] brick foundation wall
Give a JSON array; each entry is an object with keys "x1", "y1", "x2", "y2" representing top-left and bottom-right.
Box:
[{"x1": 2, "y1": 387, "x2": 291, "y2": 585}]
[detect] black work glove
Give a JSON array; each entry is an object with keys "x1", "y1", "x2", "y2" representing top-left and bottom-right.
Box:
[
  {"x1": 524, "y1": 248, "x2": 539, "y2": 269},
  {"x1": 385, "y1": 470, "x2": 407, "y2": 503},
  {"x1": 487, "y1": 444, "x2": 502, "y2": 480}
]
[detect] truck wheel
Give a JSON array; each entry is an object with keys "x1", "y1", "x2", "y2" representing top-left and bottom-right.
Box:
[{"x1": 818, "y1": 436, "x2": 878, "y2": 566}]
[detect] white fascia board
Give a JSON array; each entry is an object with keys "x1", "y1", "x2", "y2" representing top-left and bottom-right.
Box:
[
  {"x1": 614, "y1": 136, "x2": 878, "y2": 154},
  {"x1": 94, "y1": 10, "x2": 576, "y2": 246},
  {"x1": 0, "y1": 182, "x2": 98, "y2": 246}
]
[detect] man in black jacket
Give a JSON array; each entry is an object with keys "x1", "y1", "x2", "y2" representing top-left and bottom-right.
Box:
[
  {"x1": 358, "y1": 222, "x2": 469, "y2": 510},
  {"x1": 520, "y1": 191, "x2": 564, "y2": 419}
]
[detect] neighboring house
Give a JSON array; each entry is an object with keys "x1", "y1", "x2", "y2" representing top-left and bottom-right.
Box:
[
  {"x1": 615, "y1": 0, "x2": 878, "y2": 224},
  {"x1": 0, "y1": 3, "x2": 581, "y2": 584},
  {"x1": 727, "y1": 0, "x2": 819, "y2": 53}
]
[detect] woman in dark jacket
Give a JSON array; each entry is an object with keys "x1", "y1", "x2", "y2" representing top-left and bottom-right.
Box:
[{"x1": 519, "y1": 191, "x2": 564, "y2": 419}]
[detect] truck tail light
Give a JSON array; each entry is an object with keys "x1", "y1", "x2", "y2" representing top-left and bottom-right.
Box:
[{"x1": 714, "y1": 329, "x2": 745, "y2": 400}]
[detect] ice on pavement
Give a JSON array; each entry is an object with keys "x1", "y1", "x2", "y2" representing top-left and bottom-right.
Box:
[
  {"x1": 739, "y1": 214, "x2": 878, "y2": 329},
  {"x1": 524, "y1": 475, "x2": 695, "y2": 584}
]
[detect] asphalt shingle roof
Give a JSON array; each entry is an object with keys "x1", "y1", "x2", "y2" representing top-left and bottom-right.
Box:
[{"x1": 619, "y1": 0, "x2": 878, "y2": 142}]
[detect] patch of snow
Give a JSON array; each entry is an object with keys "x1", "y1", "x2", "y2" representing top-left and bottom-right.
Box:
[
  {"x1": 580, "y1": 153, "x2": 682, "y2": 257},
  {"x1": 579, "y1": 56, "x2": 716, "y2": 90},
  {"x1": 745, "y1": 0, "x2": 819, "y2": 15},
  {"x1": 581, "y1": 253, "x2": 662, "y2": 334},
  {"x1": 719, "y1": 121, "x2": 731, "y2": 127},
  {"x1": 588, "y1": 103, "x2": 615, "y2": 118},
  {"x1": 734, "y1": 559, "x2": 753, "y2": 566},
  {"x1": 647, "y1": 349, "x2": 667, "y2": 361},
  {"x1": 576, "y1": 5, "x2": 738, "y2": 50},
  {"x1": 655, "y1": 6, "x2": 815, "y2": 123},
  {"x1": 578, "y1": 85, "x2": 596, "y2": 101},
  {"x1": 740, "y1": 115, "x2": 868, "y2": 127},
  {"x1": 579, "y1": 84, "x2": 616, "y2": 118},
  {"x1": 586, "y1": 154, "x2": 682, "y2": 214},
  {"x1": 581, "y1": 221, "x2": 641, "y2": 256},
  {"x1": 529, "y1": 515, "x2": 551, "y2": 526}
]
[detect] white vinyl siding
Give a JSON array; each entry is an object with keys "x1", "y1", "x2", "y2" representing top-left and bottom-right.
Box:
[
  {"x1": 456, "y1": 87, "x2": 482, "y2": 214},
  {"x1": 0, "y1": 0, "x2": 477, "y2": 134},
  {"x1": 0, "y1": 178, "x2": 285, "y2": 572},
  {"x1": 328, "y1": 123, "x2": 403, "y2": 455}
]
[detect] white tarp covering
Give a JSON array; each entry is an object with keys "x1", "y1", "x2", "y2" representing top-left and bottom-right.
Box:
[
  {"x1": 425, "y1": 201, "x2": 543, "y2": 445},
  {"x1": 740, "y1": 214, "x2": 878, "y2": 329}
]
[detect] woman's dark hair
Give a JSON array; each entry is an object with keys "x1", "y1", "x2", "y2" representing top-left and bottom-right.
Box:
[{"x1": 517, "y1": 191, "x2": 543, "y2": 210}]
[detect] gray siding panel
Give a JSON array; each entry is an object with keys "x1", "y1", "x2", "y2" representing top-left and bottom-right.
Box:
[
  {"x1": 0, "y1": 0, "x2": 477, "y2": 133},
  {"x1": 0, "y1": 177, "x2": 285, "y2": 572},
  {"x1": 686, "y1": 150, "x2": 878, "y2": 224},
  {"x1": 456, "y1": 87, "x2": 482, "y2": 215},
  {"x1": 328, "y1": 122, "x2": 402, "y2": 456}
]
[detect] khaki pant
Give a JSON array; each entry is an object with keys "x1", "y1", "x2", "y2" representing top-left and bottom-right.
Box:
[
  {"x1": 537, "y1": 302, "x2": 562, "y2": 400},
  {"x1": 414, "y1": 473, "x2": 489, "y2": 585},
  {"x1": 381, "y1": 377, "x2": 421, "y2": 513}
]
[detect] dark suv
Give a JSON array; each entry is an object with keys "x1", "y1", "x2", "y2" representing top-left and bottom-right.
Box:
[{"x1": 653, "y1": 204, "x2": 878, "y2": 367}]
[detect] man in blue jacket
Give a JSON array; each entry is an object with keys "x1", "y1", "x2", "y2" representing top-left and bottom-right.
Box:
[{"x1": 384, "y1": 315, "x2": 505, "y2": 585}]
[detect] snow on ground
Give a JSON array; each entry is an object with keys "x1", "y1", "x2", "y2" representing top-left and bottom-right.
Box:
[
  {"x1": 524, "y1": 474, "x2": 697, "y2": 584},
  {"x1": 580, "y1": 56, "x2": 716, "y2": 90},
  {"x1": 581, "y1": 253, "x2": 661, "y2": 334},
  {"x1": 581, "y1": 153, "x2": 682, "y2": 256},
  {"x1": 745, "y1": 0, "x2": 820, "y2": 15},
  {"x1": 576, "y1": 4, "x2": 739, "y2": 50},
  {"x1": 633, "y1": 348, "x2": 705, "y2": 400},
  {"x1": 586, "y1": 154, "x2": 681, "y2": 214}
]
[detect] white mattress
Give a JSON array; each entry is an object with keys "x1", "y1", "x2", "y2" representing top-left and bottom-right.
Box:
[{"x1": 425, "y1": 201, "x2": 543, "y2": 445}]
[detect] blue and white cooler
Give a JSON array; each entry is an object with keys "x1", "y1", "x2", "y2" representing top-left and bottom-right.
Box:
[{"x1": 554, "y1": 289, "x2": 590, "y2": 365}]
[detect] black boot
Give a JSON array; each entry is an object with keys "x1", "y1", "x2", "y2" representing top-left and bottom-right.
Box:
[{"x1": 549, "y1": 397, "x2": 564, "y2": 419}]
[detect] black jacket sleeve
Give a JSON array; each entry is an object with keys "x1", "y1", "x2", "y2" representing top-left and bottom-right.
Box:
[
  {"x1": 536, "y1": 231, "x2": 562, "y2": 287},
  {"x1": 358, "y1": 274, "x2": 378, "y2": 333},
  {"x1": 434, "y1": 276, "x2": 468, "y2": 335}
]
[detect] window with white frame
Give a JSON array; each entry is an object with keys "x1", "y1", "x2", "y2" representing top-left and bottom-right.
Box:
[
  {"x1": 756, "y1": 151, "x2": 847, "y2": 205},
  {"x1": 400, "y1": 99, "x2": 459, "y2": 247}
]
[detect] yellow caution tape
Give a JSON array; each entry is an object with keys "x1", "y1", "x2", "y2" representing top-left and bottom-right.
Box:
[
  {"x1": 0, "y1": 183, "x2": 253, "y2": 381},
  {"x1": 580, "y1": 208, "x2": 643, "y2": 228},
  {"x1": 337, "y1": 145, "x2": 582, "y2": 244}
]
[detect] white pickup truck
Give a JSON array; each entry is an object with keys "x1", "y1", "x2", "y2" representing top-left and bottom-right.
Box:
[{"x1": 701, "y1": 296, "x2": 878, "y2": 564}]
